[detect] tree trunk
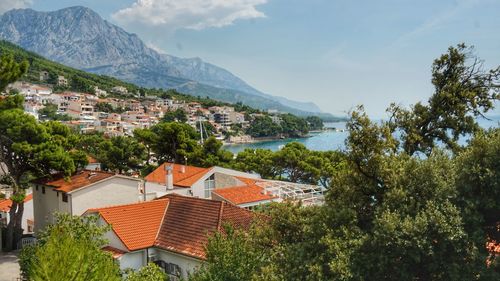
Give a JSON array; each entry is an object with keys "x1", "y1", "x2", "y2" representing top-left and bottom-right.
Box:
[{"x1": 4, "y1": 199, "x2": 24, "y2": 251}]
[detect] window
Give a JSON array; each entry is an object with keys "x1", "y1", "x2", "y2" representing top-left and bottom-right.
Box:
[
  {"x1": 153, "y1": 261, "x2": 181, "y2": 281},
  {"x1": 42, "y1": 186, "x2": 45, "y2": 194},
  {"x1": 35, "y1": 185, "x2": 39, "y2": 191},
  {"x1": 62, "y1": 193, "x2": 68, "y2": 202},
  {"x1": 204, "y1": 174, "x2": 215, "y2": 198}
]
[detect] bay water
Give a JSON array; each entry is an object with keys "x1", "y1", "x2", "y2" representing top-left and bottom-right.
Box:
[{"x1": 223, "y1": 118, "x2": 499, "y2": 154}]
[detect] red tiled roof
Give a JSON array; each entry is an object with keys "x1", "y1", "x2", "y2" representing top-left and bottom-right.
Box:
[
  {"x1": 212, "y1": 177, "x2": 275, "y2": 205},
  {"x1": 213, "y1": 185, "x2": 275, "y2": 205},
  {"x1": 145, "y1": 163, "x2": 212, "y2": 188},
  {"x1": 39, "y1": 170, "x2": 115, "y2": 193},
  {"x1": 91, "y1": 199, "x2": 169, "y2": 251},
  {"x1": 0, "y1": 194, "x2": 33, "y2": 212},
  {"x1": 102, "y1": 246, "x2": 127, "y2": 259},
  {"x1": 155, "y1": 194, "x2": 254, "y2": 259},
  {"x1": 90, "y1": 194, "x2": 254, "y2": 259}
]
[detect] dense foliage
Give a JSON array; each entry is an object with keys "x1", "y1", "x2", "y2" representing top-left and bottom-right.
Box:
[
  {"x1": 38, "y1": 103, "x2": 72, "y2": 121},
  {"x1": 0, "y1": 94, "x2": 86, "y2": 250},
  {"x1": 188, "y1": 44, "x2": 500, "y2": 281},
  {"x1": 20, "y1": 214, "x2": 121, "y2": 281}
]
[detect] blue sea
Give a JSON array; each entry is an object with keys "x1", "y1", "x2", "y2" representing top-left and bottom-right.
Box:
[{"x1": 223, "y1": 118, "x2": 500, "y2": 154}]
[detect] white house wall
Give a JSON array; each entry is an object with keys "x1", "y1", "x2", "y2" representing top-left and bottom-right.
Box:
[
  {"x1": 157, "y1": 249, "x2": 202, "y2": 279},
  {"x1": 119, "y1": 250, "x2": 146, "y2": 271},
  {"x1": 33, "y1": 185, "x2": 65, "y2": 232},
  {"x1": 70, "y1": 177, "x2": 141, "y2": 216}
]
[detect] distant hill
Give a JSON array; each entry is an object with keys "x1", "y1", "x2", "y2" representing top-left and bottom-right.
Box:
[
  {"x1": 0, "y1": 40, "x2": 347, "y2": 122},
  {"x1": 0, "y1": 6, "x2": 340, "y2": 119}
]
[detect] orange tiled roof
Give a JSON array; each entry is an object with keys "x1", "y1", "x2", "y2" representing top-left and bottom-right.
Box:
[
  {"x1": 155, "y1": 194, "x2": 254, "y2": 259},
  {"x1": 92, "y1": 199, "x2": 169, "y2": 251},
  {"x1": 90, "y1": 194, "x2": 254, "y2": 259},
  {"x1": 0, "y1": 194, "x2": 33, "y2": 212},
  {"x1": 145, "y1": 163, "x2": 212, "y2": 188},
  {"x1": 212, "y1": 185, "x2": 275, "y2": 205},
  {"x1": 102, "y1": 246, "x2": 127, "y2": 259},
  {"x1": 39, "y1": 170, "x2": 115, "y2": 193}
]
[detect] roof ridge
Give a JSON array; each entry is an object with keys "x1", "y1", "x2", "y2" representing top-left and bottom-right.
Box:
[
  {"x1": 216, "y1": 201, "x2": 225, "y2": 232},
  {"x1": 88, "y1": 198, "x2": 169, "y2": 212},
  {"x1": 154, "y1": 198, "x2": 170, "y2": 245}
]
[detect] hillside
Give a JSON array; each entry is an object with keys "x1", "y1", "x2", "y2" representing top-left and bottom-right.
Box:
[
  {"x1": 0, "y1": 6, "x2": 331, "y2": 117},
  {"x1": 0, "y1": 40, "x2": 346, "y2": 121}
]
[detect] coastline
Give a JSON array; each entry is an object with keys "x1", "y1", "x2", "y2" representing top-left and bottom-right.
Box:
[{"x1": 224, "y1": 125, "x2": 348, "y2": 145}]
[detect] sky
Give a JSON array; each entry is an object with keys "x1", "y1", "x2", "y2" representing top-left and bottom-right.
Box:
[{"x1": 2, "y1": 0, "x2": 500, "y2": 117}]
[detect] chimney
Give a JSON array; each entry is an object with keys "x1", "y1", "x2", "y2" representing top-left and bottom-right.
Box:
[
  {"x1": 165, "y1": 164, "x2": 174, "y2": 190},
  {"x1": 181, "y1": 156, "x2": 187, "y2": 173}
]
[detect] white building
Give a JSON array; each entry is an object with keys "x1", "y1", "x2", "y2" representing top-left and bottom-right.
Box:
[
  {"x1": 32, "y1": 170, "x2": 143, "y2": 233},
  {"x1": 145, "y1": 162, "x2": 325, "y2": 209},
  {"x1": 144, "y1": 163, "x2": 260, "y2": 200},
  {"x1": 57, "y1": 76, "x2": 68, "y2": 86},
  {"x1": 85, "y1": 194, "x2": 254, "y2": 280},
  {"x1": 0, "y1": 193, "x2": 34, "y2": 234}
]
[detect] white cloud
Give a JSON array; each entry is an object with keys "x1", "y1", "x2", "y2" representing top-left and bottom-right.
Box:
[
  {"x1": 111, "y1": 0, "x2": 267, "y2": 30},
  {"x1": 0, "y1": 0, "x2": 32, "y2": 14},
  {"x1": 146, "y1": 41, "x2": 167, "y2": 54}
]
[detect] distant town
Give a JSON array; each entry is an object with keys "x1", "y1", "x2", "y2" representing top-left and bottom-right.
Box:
[{"x1": 8, "y1": 71, "x2": 326, "y2": 145}]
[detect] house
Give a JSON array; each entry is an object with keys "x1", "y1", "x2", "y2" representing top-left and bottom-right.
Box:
[
  {"x1": 0, "y1": 193, "x2": 34, "y2": 234},
  {"x1": 39, "y1": 70, "x2": 49, "y2": 81},
  {"x1": 145, "y1": 163, "x2": 326, "y2": 209},
  {"x1": 94, "y1": 86, "x2": 107, "y2": 97},
  {"x1": 57, "y1": 75, "x2": 68, "y2": 86},
  {"x1": 144, "y1": 163, "x2": 260, "y2": 200},
  {"x1": 85, "y1": 194, "x2": 254, "y2": 279},
  {"x1": 211, "y1": 177, "x2": 277, "y2": 209},
  {"x1": 111, "y1": 86, "x2": 128, "y2": 95},
  {"x1": 32, "y1": 170, "x2": 143, "y2": 232}
]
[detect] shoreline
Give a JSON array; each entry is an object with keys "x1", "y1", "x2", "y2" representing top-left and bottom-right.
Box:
[{"x1": 224, "y1": 122, "x2": 349, "y2": 146}]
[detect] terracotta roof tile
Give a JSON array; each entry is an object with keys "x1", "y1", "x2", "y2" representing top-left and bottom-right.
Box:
[
  {"x1": 154, "y1": 194, "x2": 254, "y2": 259},
  {"x1": 213, "y1": 185, "x2": 275, "y2": 205},
  {"x1": 0, "y1": 194, "x2": 33, "y2": 212},
  {"x1": 91, "y1": 199, "x2": 169, "y2": 251},
  {"x1": 102, "y1": 246, "x2": 126, "y2": 259},
  {"x1": 90, "y1": 194, "x2": 254, "y2": 259},
  {"x1": 39, "y1": 170, "x2": 115, "y2": 193},
  {"x1": 145, "y1": 163, "x2": 212, "y2": 188}
]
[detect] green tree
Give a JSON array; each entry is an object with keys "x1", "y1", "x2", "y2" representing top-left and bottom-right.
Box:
[
  {"x1": 134, "y1": 128, "x2": 158, "y2": 164},
  {"x1": 246, "y1": 116, "x2": 282, "y2": 137},
  {"x1": 98, "y1": 136, "x2": 147, "y2": 174},
  {"x1": 232, "y1": 148, "x2": 282, "y2": 179},
  {"x1": 124, "y1": 263, "x2": 167, "y2": 281},
  {"x1": 280, "y1": 114, "x2": 309, "y2": 137},
  {"x1": 20, "y1": 213, "x2": 121, "y2": 281},
  {"x1": 189, "y1": 225, "x2": 267, "y2": 281},
  {"x1": 305, "y1": 116, "x2": 324, "y2": 131},
  {"x1": 388, "y1": 44, "x2": 500, "y2": 155},
  {"x1": 95, "y1": 102, "x2": 115, "y2": 113},
  {"x1": 0, "y1": 53, "x2": 28, "y2": 92},
  {"x1": 0, "y1": 96, "x2": 80, "y2": 250},
  {"x1": 274, "y1": 142, "x2": 312, "y2": 182},
  {"x1": 162, "y1": 108, "x2": 188, "y2": 123},
  {"x1": 151, "y1": 122, "x2": 200, "y2": 163},
  {"x1": 190, "y1": 136, "x2": 233, "y2": 167},
  {"x1": 38, "y1": 103, "x2": 72, "y2": 121},
  {"x1": 455, "y1": 128, "x2": 500, "y2": 249}
]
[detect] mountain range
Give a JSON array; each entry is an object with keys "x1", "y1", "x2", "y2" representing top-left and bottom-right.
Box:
[{"x1": 0, "y1": 6, "x2": 336, "y2": 118}]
